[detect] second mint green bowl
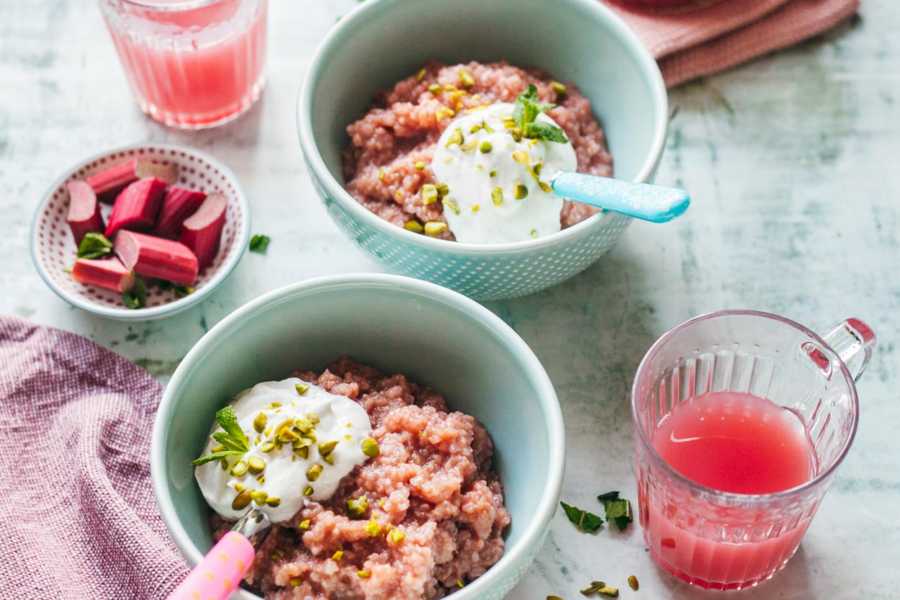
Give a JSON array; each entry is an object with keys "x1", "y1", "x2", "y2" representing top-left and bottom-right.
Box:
[
  {"x1": 298, "y1": 0, "x2": 667, "y2": 301},
  {"x1": 151, "y1": 274, "x2": 565, "y2": 600}
]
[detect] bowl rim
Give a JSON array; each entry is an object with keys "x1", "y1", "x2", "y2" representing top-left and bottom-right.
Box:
[
  {"x1": 29, "y1": 142, "x2": 251, "y2": 321},
  {"x1": 296, "y1": 0, "x2": 668, "y2": 256},
  {"x1": 151, "y1": 273, "x2": 566, "y2": 600}
]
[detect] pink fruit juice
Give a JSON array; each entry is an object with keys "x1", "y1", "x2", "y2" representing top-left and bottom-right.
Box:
[
  {"x1": 100, "y1": 0, "x2": 268, "y2": 129},
  {"x1": 641, "y1": 391, "x2": 818, "y2": 589}
]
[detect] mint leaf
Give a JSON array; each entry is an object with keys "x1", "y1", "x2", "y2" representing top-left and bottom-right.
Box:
[
  {"x1": 191, "y1": 449, "x2": 244, "y2": 466},
  {"x1": 215, "y1": 405, "x2": 249, "y2": 451},
  {"x1": 560, "y1": 501, "x2": 604, "y2": 533},
  {"x1": 598, "y1": 491, "x2": 633, "y2": 531},
  {"x1": 524, "y1": 121, "x2": 569, "y2": 144},
  {"x1": 77, "y1": 232, "x2": 113, "y2": 259},
  {"x1": 249, "y1": 234, "x2": 271, "y2": 254},
  {"x1": 513, "y1": 84, "x2": 566, "y2": 144},
  {"x1": 121, "y1": 276, "x2": 147, "y2": 310}
]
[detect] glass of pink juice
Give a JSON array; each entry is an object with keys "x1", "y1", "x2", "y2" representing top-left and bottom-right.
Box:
[
  {"x1": 99, "y1": 0, "x2": 268, "y2": 129},
  {"x1": 632, "y1": 311, "x2": 876, "y2": 590}
]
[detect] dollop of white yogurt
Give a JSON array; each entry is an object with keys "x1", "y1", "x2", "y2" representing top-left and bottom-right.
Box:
[
  {"x1": 432, "y1": 103, "x2": 576, "y2": 244},
  {"x1": 195, "y1": 378, "x2": 372, "y2": 523}
]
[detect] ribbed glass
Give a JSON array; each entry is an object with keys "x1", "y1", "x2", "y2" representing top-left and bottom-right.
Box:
[
  {"x1": 99, "y1": 0, "x2": 267, "y2": 129},
  {"x1": 632, "y1": 311, "x2": 872, "y2": 590}
]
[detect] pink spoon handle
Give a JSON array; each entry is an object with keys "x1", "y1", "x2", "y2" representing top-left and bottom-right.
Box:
[{"x1": 168, "y1": 532, "x2": 255, "y2": 600}]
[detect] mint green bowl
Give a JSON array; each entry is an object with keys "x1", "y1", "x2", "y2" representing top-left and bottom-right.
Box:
[
  {"x1": 151, "y1": 274, "x2": 564, "y2": 600},
  {"x1": 297, "y1": 0, "x2": 667, "y2": 301}
]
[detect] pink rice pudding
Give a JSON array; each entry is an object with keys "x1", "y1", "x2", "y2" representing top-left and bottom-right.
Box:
[
  {"x1": 342, "y1": 60, "x2": 614, "y2": 241},
  {"x1": 210, "y1": 357, "x2": 510, "y2": 599}
]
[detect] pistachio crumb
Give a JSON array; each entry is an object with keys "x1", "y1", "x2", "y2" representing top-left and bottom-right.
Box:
[
  {"x1": 456, "y1": 579, "x2": 465, "y2": 588},
  {"x1": 491, "y1": 187, "x2": 504, "y2": 206},
  {"x1": 364, "y1": 519, "x2": 382, "y2": 537},
  {"x1": 266, "y1": 496, "x2": 281, "y2": 507},
  {"x1": 427, "y1": 83, "x2": 442, "y2": 94},
  {"x1": 253, "y1": 413, "x2": 267, "y2": 433},
  {"x1": 421, "y1": 184, "x2": 439, "y2": 205},
  {"x1": 361, "y1": 437, "x2": 381, "y2": 458},
  {"x1": 514, "y1": 183, "x2": 529, "y2": 200},
  {"x1": 295, "y1": 382, "x2": 309, "y2": 395},
  {"x1": 441, "y1": 197, "x2": 460, "y2": 215},
  {"x1": 387, "y1": 528, "x2": 406, "y2": 545},
  {"x1": 318, "y1": 440, "x2": 338, "y2": 456},
  {"x1": 306, "y1": 464, "x2": 323, "y2": 482},
  {"x1": 230, "y1": 461, "x2": 248, "y2": 477},
  {"x1": 436, "y1": 183, "x2": 450, "y2": 197},
  {"x1": 298, "y1": 519, "x2": 311, "y2": 531},
  {"x1": 303, "y1": 485, "x2": 314, "y2": 497},
  {"x1": 458, "y1": 69, "x2": 475, "y2": 88},
  {"x1": 435, "y1": 107, "x2": 455, "y2": 121},
  {"x1": 512, "y1": 150, "x2": 530, "y2": 165},
  {"x1": 261, "y1": 441, "x2": 276, "y2": 453},
  {"x1": 404, "y1": 220, "x2": 424, "y2": 234},
  {"x1": 377, "y1": 168, "x2": 386, "y2": 182},
  {"x1": 414, "y1": 161, "x2": 427, "y2": 171},
  {"x1": 247, "y1": 456, "x2": 266, "y2": 474},
  {"x1": 479, "y1": 141, "x2": 492, "y2": 154},
  {"x1": 416, "y1": 68, "x2": 427, "y2": 81},
  {"x1": 445, "y1": 128, "x2": 464, "y2": 148},
  {"x1": 424, "y1": 221, "x2": 448, "y2": 237},
  {"x1": 551, "y1": 80, "x2": 568, "y2": 97},
  {"x1": 357, "y1": 570, "x2": 371, "y2": 579},
  {"x1": 489, "y1": 169, "x2": 497, "y2": 178},
  {"x1": 347, "y1": 495, "x2": 369, "y2": 518},
  {"x1": 250, "y1": 489, "x2": 268, "y2": 505},
  {"x1": 331, "y1": 550, "x2": 344, "y2": 561},
  {"x1": 530, "y1": 228, "x2": 538, "y2": 239},
  {"x1": 471, "y1": 203, "x2": 480, "y2": 214},
  {"x1": 289, "y1": 577, "x2": 303, "y2": 588}
]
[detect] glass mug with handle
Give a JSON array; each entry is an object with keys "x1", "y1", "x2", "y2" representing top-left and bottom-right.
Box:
[{"x1": 632, "y1": 310, "x2": 875, "y2": 590}]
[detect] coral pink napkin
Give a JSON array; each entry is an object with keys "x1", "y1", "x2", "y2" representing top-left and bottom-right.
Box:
[
  {"x1": 0, "y1": 317, "x2": 186, "y2": 598},
  {"x1": 606, "y1": 0, "x2": 860, "y2": 87}
]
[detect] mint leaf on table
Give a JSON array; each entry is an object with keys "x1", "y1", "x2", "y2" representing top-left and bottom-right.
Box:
[
  {"x1": 597, "y1": 491, "x2": 633, "y2": 531},
  {"x1": 249, "y1": 234, "x2": 271, "y2": 254},
  {"x1": 121, "y1": 276, "x2": 147, "y2": 310},
  {"x1": 76, "y1": 232, "x2": 113, "y2": 259},
  {"x1": 560, "y1": 501, "x2": 604, "y2": 533}
]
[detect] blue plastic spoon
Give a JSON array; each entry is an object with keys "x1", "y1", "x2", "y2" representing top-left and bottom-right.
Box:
[{"x1": 551, "y1": 172, "x2": 690, "y2": 223}]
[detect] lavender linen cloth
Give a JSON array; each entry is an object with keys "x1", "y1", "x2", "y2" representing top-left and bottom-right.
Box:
[{"x1": 0, "y1": 317, "x2": 187, "y2": 598}]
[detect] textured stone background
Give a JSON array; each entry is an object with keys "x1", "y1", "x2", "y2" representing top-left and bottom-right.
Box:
[{"x1": 2, "y1": 0, "x2": 898, "y2": 598}]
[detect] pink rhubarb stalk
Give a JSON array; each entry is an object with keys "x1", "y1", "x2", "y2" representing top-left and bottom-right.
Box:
[
  {"x1": 154, "y1": 186, "x2": 207, "y2": 238},
  {"x1": 71, "y1": 257, "x2": 135, "y2": 293},
  {"x1": 105, "y1": 177, "x2": 167, "y2": 238},
  {"x1": 115, "y1": 230, "x2": 199, "y2": 285},
  {"x1": 179, "y1": 193, "x2": 227, "y2": 269},
  {"x1": 86, "y1": 158, "x2": 179, "y2": 201},
  {"x1": 65, "y1": 180, "x2": 104, "y2": 244}
]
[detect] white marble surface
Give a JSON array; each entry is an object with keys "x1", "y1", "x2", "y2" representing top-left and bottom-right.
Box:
[{"x1": 3, "y1": 1, "x2": 899, "y2": 598}]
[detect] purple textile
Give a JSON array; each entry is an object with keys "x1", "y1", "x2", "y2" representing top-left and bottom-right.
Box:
[{"x1": 0, "y1": 317, "x2": 187, "y2": 598}]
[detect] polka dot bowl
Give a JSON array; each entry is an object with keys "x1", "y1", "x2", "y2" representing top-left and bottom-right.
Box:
[
  {"x1": 30, "y1": 143, "x2": 250, "y2": 321},
  {"x1": 297, "y1": 0, "x2": 668, "y2": 301}
]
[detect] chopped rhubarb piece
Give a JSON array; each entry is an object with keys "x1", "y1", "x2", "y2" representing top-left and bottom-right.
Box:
[
  {"x1": 71, "y1": 257, "x2": 135, "y2": 293},
  {"x1": 115, "y1": 230, "x2": 199, "y2": 285},
  {"x1": 154, "y1": 186, "x2": 207, "y2": 238},
  {"x1": 179, "y1": 193, "x2": 227, "y2": 269},
  {"x1": 65, "y1": 180, "x2": 104, "y2": 245},
  {"x1": 105, "y1": 177, "x2": 167, "y2": 238},
  {"x1": 86, "y1": 158, "x2": 179, "y2": 201}
]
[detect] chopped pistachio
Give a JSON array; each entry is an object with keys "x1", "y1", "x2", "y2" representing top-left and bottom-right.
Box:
[
  {"x1": 271, "y1": 549, "x2": 284, "y2": 561},
  {"x1": 377, "y1": 168, "x2": 386, "y2": 182},
  {"x1": 230, "y1": 461, "x2": 248, "y2": 477},
  {"x1": 424, "y1": 221, "x2": 448, "y2": 237},
  {"x1": 435, "y1": 107, "x2": 455, "y2": 121},
  {"x1": 479, "y1": 141, "x2": 492, "y2": 154},
  {"x1": 404, "y1": 220, "x2": 424, "y2": 234},
  {"x1": 550, "y1": 81, "x2": 568, "y2": 96},
  {"x1": 441, "y1": 198, "x2": 460, "y2": 215},
  {"x1": 414, "y1": 161, "x2": 427, "y2": 171},
  {"x1": 428, "y1": 83, "x2": 442, "y2": 94},
  {"x1": 234, "y1": 482, "x2": 245, "y2": 493},
  {"x1": 318, "y1": 440, "x2": 338, "y2": 456},
  {"x1": 491, "y1": 187, "x2": 504, "y2": 206},
  {"x1": 298, "y1": 519, "x2": 311, "y2": 531},
  {"x1": 458, "y1": 69, "x2": 475, "y2": 88},
  {"x1": 357, "y1": 570, "x2": 371, "y2": 579},
  {"x1": 295, "y1": 382, "x2": 309, "y2": 395},
  {"x1": 514, "y1": 183, "x2": 529, "y2": 200},
  {"x1": 323, "y1": 453, "x2": 335, "y2": 465},
  {"x1": 530, "y1": 228, "x2": 538, "y2": 239},
  {"x1": 627, "y1": 575, "x2": 639, "y2": 591},
  {"x1": 394, "y1": 189, "x2": 404, "y2": 202},
  {"x1": 456, "y1": 579, "x2": 465, "y2": 589},
  {"x1": 295, "y1": 446, "x2": 310, "y2": 459},
  {"x1": 538, "y1": 180, "x2": 552, "y2": 193},
  {"x1": 489, "y1": 169, "x2": 497, "y2": 178},
  {"x1": 247, "y1": 456, "x2": 266, "y2": 474},
  {"x1": 266, "y1": 496, "x2": 281, "y2": 507},
  {"x1": 469, "y1": 122, "x2": 483, "y2": 134},
  {"x1": 303, "y1": 485, "x2": 314, "y2": 497},
  {"x1": 294, "y1": 416, "x2": 314, "y2": 433},
  {"x1": 307, "y1": 412, "x2": 320, "y2": 425},
  {"x1": 436, "y1": 183, "x2": 450, "y2": 197},
  {"x1": 252, "y1": 412, "x2": 267, "y2": 433},
  {"x1": 361, "y1": 437, "x2": 380, "y2": 458},
  {"x1": 471, "y1": 204, "x2": 481, "y2": 214},
  {"x1": 261, "y1": 441, "x2": 276, "y2": 453},
  {"x1": 502, "y1": 117, "x2": 516, "y2": 129},
  {"x1": 416, "y1": 67, "x2": 427, "y2": 81},
  {"x1": 331, "y1": 549, "x2": 344, "y2": 561},
  {"x1": 306, "y1": 464, "x2": 323, "y2": 482},
  {"x1": 347, "y1": 495, "x2": 369, "y2": 518},
  {"x1": 445, "y1": 128, "x2": 464, "y2": 148},
  {"x1": 598, "y1": 585, "x2": 619, "y2": 597},
  {"x1": 461, "y1": 139, "x2": 478, "y2": 153},
  {"x1": 421, "y1": 184, "x2": 439, "y2": 205},
  {"x1": 232, "y1": 489, "x2": 252, "y2": 510},
  {"x1": 250, "y1": 489, "x2": 268, "y2": 505},
  {"x1": 256, "y1": 474, "x2": 265, "y2": 485},
  {"x1": 365, "y1": 519, "x2": 382, "y2": 537},
  {"x1": 443, "y1": 83, "x2": 457, "y2": 92},
  {"x1": 289, "y1": 577, "x2": 303, "y2": 588},
  {"x1": 387, "y1": 528, "x2": 406, "y2": 545},
  {"x1": 512, "y1": 150, "x2": 530, "y2": 165}
]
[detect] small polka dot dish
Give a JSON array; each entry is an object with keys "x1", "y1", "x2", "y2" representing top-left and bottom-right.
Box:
[{"x1": 30, "y1": 143, "x2": 250, "y2": 321}]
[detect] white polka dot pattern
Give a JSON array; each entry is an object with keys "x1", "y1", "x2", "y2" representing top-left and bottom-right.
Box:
[
  {"x1": 33, "y1": 145, "x2": 248, "y2": 317},
  {"x1": 322, "y1": 189, "x2": 631, "y2": 301}
]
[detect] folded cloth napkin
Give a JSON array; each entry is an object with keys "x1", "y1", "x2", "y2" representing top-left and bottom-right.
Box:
[
  {"x1": 0, "y1": 317, "x2": 186, "y2": 598},
  {"x1": 606, "y1": 0, "x2": 860, "y2": 87}
]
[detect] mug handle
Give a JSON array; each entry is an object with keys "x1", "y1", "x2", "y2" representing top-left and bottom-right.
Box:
[{"x1": 822, "y1": 318, "x2": 876, "y2": 382}]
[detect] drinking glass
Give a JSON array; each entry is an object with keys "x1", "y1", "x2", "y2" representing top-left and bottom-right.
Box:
[
  {"x1": 631, "y1": 310, "x2": 875, "y2": 590},
  {"x1": 99, "y1": 0, "x2": 268, "y2": 129}
]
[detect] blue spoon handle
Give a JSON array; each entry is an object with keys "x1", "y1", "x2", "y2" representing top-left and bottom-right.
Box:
[{"x1": 551, "y1": 172, "x2": 690, "y2": 223}]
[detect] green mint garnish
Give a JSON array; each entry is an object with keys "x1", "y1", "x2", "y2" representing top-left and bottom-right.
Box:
[
  {"x1": 76, "y1": 232, "x2": 113, "y2": 259},
  {"x1": 598, "y1": 491, "x2": 633, "y2": 531},
  {"x1": 155, "y1": 279, "x2": 194, "y2": 298},
  {"x1": 560, "y1": 501, "x2": 604, "y2": 533},
  {"x1": 121, "y1": 276, "x2": 147, "y2": 310},
  {"x1": 249, "y1": 234, "x2": 271, "y2": 254},
  {"x1": 192, "y1": 405, "x2": 249, "y2": 466},
  {"x1": 513, "y1": 84, "x2": 569, "y2": 144}
]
